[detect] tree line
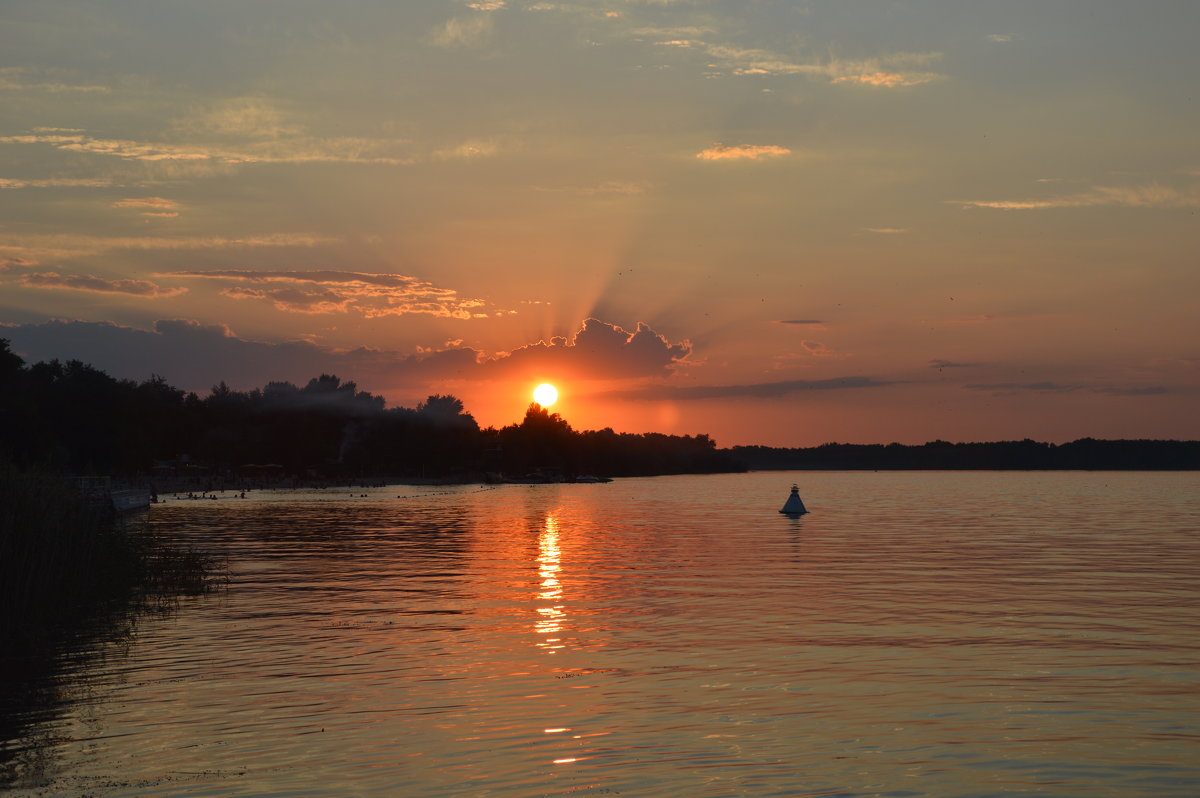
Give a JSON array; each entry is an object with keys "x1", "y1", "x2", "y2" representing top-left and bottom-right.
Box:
[
  {"x1": 732, "y1": 438, "x2": 1200, "y2": 470},
  {"x1": 0, "y1": 340, "x2": 742, "y2": 480},
  {"x1": 3, "y1": 340, "x2": 1195, "y2": 479}
]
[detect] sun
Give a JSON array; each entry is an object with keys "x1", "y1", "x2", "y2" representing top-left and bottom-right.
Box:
[{"x1": 533, "y1": 383, "x2": 559, "y2": 407}]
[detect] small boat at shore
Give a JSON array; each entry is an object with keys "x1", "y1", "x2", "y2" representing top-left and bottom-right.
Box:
[{"x1": 75, "y1": 476, "x2": 152, "y2": 514}]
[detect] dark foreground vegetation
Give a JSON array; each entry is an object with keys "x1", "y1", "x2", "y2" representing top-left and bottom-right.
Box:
[
  {"x1": 0, "y1": 465, "x2": 219, "y2": 787},
  {"x1": 733, "y1": 438, "x2": 1200, "y2": 471},
  {"x1": 0, "y1": 339, "x2": 742, "y2": 482},
  {"x1": 0, "y1": 462, "x2": 218, "y2": 647}
]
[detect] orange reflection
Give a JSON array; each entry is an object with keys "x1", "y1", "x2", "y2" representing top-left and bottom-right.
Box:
[{"x1": 535, "y1": 514, "x2": 566, "y2": 653}]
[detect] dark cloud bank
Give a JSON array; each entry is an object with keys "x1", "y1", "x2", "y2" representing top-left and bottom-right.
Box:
[
  {"x1": 606, "y1": 376, "x2": 895, "y2": 401},
  {"x1": 2, "y1": 317, "x2": 905, "y2": 405},
  {"x1": 0, "y1": 317, "x2": 691, "y2": 395}
]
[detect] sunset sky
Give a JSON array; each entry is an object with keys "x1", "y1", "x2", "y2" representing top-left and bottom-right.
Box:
[{"x1": 2, "y1": 1, "x2": 1198, "y2": 446}]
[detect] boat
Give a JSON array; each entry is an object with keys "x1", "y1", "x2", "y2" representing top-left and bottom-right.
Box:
[
  {"x1": 74, "y1": 476, "x2": 152, "y2": 514},
  {"x1": 110, "y1": 488, "x2": 152, "y2": 513}
]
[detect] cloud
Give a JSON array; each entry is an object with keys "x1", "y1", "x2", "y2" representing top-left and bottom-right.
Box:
[
  {"x1": 492, "y1": 318, "x2": 691, "y2": 379},
  {"x1": 0, "y1": 177, "x2": 115, "y2": 189},
  {"x1": 429, "y1": 15, "x2": 494, "y2": 48},
  {"x1": 173, "y1": 269, "x2": 490, "y2": 319},
  {"x1": 0, "y1": 232, "x2": 336, "y2": 264},
  {"x1": 0, "y1": 130, "x2": 415, "y2": 167},
  {"x1": 467, "y1": 0, "x2": 505, "y2": 9},
  {"x1": 986, "y1": 34, "x2": 1013, "y2": 43},
  {"x1": 831, "y1": 72, "x2": 934, "y2": 88},
  {"x1": 0, "y1": 132, "x2": 212, "y2": 162},
  {"x1": 1099, "y1": 386, "x2": 1171, "y2": 396},
  {"x1": 702, "y1": 45, "x2": 943, "y2": 87},
  {"x1": 113, "y1": 196, "x2": 182, "y2": 218},
  {"x1": 172, "y1": 98, "x2": 303, "y2": 141},
  {"x1": 607, "y1": 376, "x2": 895, "y2": 401},
  {"x1": 1, "y1": 123, "x2": 510, "y2": 171},
  {"x1": 17, "y1": 272, "x2": 187, "y2": 298},
  {"x1": 965, "y1": 382, "x2": 1170, "y2": 396},
  {"x1": 799, "y1": 340, "x2": 840, "y2": 358},
  {"x1": 0, "y1": 67, "x2": 109, "y2": 94},
  {"x1": 930, "y1": 359, "x2": 981, "y2": 369},
  {"x1": 113, "y1": 196, "x2": 180, "y2": 210},
  {"x1": 777, "y1": 319, "x2": 824, "y2": 326},
  {"x1": 434, "y1": 140, "x2": 500, "y2": 160},
  {"x1": 631, "y1": 26, "x2": 716, "y2": 38},
  {"x1": 957, "y1": 184, "x2": 1200, "y2": 210},
  {"x1": 1, "y1": 256, "x2": 37, "y2": 271},
  {"x1": 221, "y1": 286, "x2": 352, "y2": 314},
  {"x1": 0, "y1": 317, "x2": 691, "y2": 395},
  {"x1": 696, "y1": 143, "x2": 790, "y2": 161}
]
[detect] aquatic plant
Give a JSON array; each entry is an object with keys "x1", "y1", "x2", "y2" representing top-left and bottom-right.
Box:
[{"x1": 0, "y1": 461, "x2": 220, "y2": 645}]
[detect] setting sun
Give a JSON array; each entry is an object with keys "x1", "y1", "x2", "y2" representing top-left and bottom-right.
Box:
[{"x1": 533, "y1": 383, "x2": 559, "y2": 407}]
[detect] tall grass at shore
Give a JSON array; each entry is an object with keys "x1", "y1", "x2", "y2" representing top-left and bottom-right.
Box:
[
  {"x1": 1, "y1": 464, "x2": 219, "y2": 787},
  {"x1": 0, "y1": 462, "x2": 217, "y2": 644}
]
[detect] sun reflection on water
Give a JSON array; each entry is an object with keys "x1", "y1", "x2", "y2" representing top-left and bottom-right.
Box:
[{"x1": 535, "y1": 514, "x2": 566, "y2": 653}]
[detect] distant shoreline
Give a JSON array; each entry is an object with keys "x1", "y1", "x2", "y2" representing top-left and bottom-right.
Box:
[{"x1": 727, "y1": 439, "x2": 1200, "y2": 471}]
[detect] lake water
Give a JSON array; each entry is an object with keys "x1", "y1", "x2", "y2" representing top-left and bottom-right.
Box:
[{"x1": 3, "y1": 471, "x2": 1199, "y2": 797}]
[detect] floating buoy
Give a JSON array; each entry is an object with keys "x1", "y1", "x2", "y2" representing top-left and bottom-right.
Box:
[{"x1": 779, "y1": 484, "x2": 808, "y2": 515}]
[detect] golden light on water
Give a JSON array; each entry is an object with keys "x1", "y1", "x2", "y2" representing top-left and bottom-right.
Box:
[
  {"x1": 535, "y1": 515, "x2": 565, "y2": 654},
  {"x1": 533, "y1": 383, "x2": 558, "y2": 407}
]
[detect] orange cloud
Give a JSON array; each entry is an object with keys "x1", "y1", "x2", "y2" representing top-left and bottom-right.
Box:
[
  {"x1": 958, "y1": 184, "x2": 1200, "y2": 210},
  {"x1": 113, "y1": 196, "x2": 179, "y2": 210},
  {"x1": 221, "y1": 286, "x2": 353, "y2": 314},
  {"x1": 434, "y1": 140, "x2": 499, "y2": 160},
  {"x1": 177, "y1": 269, "x2": 490, "y2": 319},
  {"x1": 832, "y1": 71, "x2": 936, "y2": 87},
  {"x1": 492, "y1": 318, "x2": 691, "y2": 379},
  {"x1": 0, "y1": 178, "x2": 114, "y2": 189},
  {"x1": 696, "y1": 144, "x2": 790, "y2": 161},
  {"x1": 114, "y1": 196, "x2": 182, "y2": 218},
  {"x1": 18, "y1": 272, "x2": 186, "y2": 297},
  {"x1": 606, "y1": 376, "x2": 894, "y2": 401},
  {"x1": 0, "y1": 131, "x2": 414, "y2": 167},
  {"x1": 702, "y1": 45, "x2": 943, "y2": 87},
  {"x1": 0, "y1": 232, "x2": 336, "y2": 262}
]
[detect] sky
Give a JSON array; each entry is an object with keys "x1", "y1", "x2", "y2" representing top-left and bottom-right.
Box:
[{"x1": 2, "y1": 0, "x2": 1198, "y2": 447}]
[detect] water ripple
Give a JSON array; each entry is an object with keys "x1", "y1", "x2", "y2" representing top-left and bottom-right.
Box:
[{"x1": 3, "y1": 472, "x2": 1199, "y2": 797}]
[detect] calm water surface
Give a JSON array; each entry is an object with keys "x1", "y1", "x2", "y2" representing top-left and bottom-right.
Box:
[{"x1": 3, "y1": 471, "x2": 1199, "y2": 797}]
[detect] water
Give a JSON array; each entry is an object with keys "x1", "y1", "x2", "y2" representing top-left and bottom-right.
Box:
[{"x1": 3, "y1": 471, "x2": 1199, "y2": 797}]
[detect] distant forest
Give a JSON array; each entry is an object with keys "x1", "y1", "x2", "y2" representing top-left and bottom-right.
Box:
[
  {"x1": 0, "y1": 340, "x2": 740, "y2": 480},
  {"x1": 2, "y1": 340, "x2": 1196, "y2": 481},
  {"x1": 732, "y1": 439, "x2": 1200, "y2": 471}
]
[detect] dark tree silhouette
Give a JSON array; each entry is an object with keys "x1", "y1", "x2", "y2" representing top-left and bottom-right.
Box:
[{"x1": 2, "y1": 344, "x2": 1194, "y2": 480}]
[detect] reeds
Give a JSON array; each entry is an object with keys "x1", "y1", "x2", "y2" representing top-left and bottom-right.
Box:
[{"x1": 0, "y1": 462, "x2": 219, "y2": 644}]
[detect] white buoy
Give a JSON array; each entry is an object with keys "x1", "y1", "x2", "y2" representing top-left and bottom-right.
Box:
[{"x1": 779, "y1": 484, "x2": 808, "y2": 515}]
